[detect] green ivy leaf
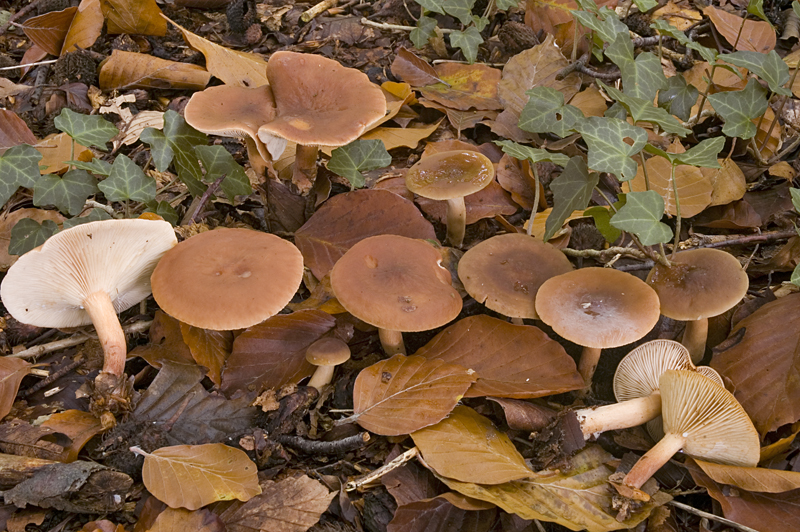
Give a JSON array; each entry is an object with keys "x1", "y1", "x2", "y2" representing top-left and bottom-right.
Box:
[
  {"x1": 53, "y1": 108, "x2": 118, "y2": 150},
  {"x1": 708, "y1": 78, "x2": 768, "y2": 140},
  {"x1": 449, "y1": 26, "x2": 483, "y2": 64},
  {"x1": 144, "y1": 200, "x2": 179, "y2": 225},
  {"x1": 604, "y1": 103, "x2": 629, "y2": 120},
  {"x1": 9, "y1": 218, "x2": 59, "y2": 255},
  {"x1": 194, "y1": 145, "x2": 252, "y2": 199},
  {"x1": 599, "y1": 82, "x2": 690, "y2": 135},
  {"x1": 610, "y1": 190, "x2": 672, "y2": 245},
  {"x1": 723, "y1": 51, "x2": 790, "y2": 96},
  {"x1": 0, "y1": 144, "x2": 42, "y2": 207},
  {"x1": 747, "y1": 0, "x2": 772, "y2": 25},
  {"x1": 99, "y1": 154, "x2": 157, "y2": 203},
  {"x1": 794, "y1": 0, "x2": 800, "y2": 19},
  {"x1": 674, "y1": 137, "x2": 725, "y2": 168},
  {"x1": 496, "y1": 0, "x2": 519, "y2": 9},
  {"x1": 544, "y1": 157, "x2": 599, "y2": 241},
  {"x1": 33, "y1": 169, "x2": 98, "y2": 216},
  {"x1": 792, "y1": 263, "x2": 800, "y2": 287},
  {"x1": 495, "y1": 140, "x2": 571, "y2": 167},
  {"x1": 571, "y1": 7, "x2": 628, "y2": 44},
  {"x1": 62, "y1": 208, "x2": 112, "y2": 229},
  {"x1": 650, "y1": 20, "x2": 717, "y2": 64},
  {"x1": 442, "y1": 0, "x2": 477, "y2": 25},
  {"x1": 658, "y1": 76, "x2": 699, "y2": 122},
  {"x1": 416, "y1": 0, "x2": 445, "y2": 14},
  {"x1": 605, "y1": 35, "x2": 667, "y2": 101},
  {"x1": 518, "y1": 87, "x2": 584, "y2": 137},
  {"x1": 327, "y1": 139, "x2": 391, "y2": 189},
  {"x1": 585, "y1": 204, "x2": 622, "y2": 243},
  {"x1": 67, "y1": 158, "x2": 113, "y2": 176},
  {"x1": 791, "y1": 187, "x2": 800, "y2": 212},
  {"x1": 575, "y1": 117, "x2": 648, "y2": 181},
  {"x1": 411, "y1": 16, "x2": 438, "y2": 49},
  {"x1": 472, "y1": 15, "x2": 489, "y2": 32},
  {"x1": 632, "y1": 0, "x2": 657, "y2": 11}
]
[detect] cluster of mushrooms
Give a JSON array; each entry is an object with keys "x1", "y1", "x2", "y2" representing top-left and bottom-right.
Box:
[{"x1": 0, "y1": 51, "x2": 760, "y2": 500}]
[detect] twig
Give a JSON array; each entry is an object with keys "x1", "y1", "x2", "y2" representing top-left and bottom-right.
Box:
[
  {"x1": 84, "y1": 200, "x2": 121, "y2": 218},
  {"x1": 0, "y1": 59, "x2": 57, "y2": 71},
  {"x1": 302, "y1": 0, "x2": 338, "y2": 22},
  {"x1": 668, "y1": 501, "x2": 759, "y2": 532},
  {"x1": 188, "y1": 174, "x2": 226, "y2": 225},
  {"x1": 561, "y1": 247, "x2": 650, "y2": 261},
  {"x1": 768, "y1": 135, "x2": 800, "y2": 165},
  {"x1": 0, "y1": 0, "x2": 42, "y2": 35},
  {"x1": 20, "y1": 359, "x2": 85, "y2": 398},
  {"x1": 682, "y1": 230, "x2": 798, "y2": 250},
  {"x1": 346, "y1": 447, "x2": 419, "y2": 491},
  {"x1": 556, "y1": 51, "x2": 590, "y2": 80},
  {"x1": 360, "y1": 17, "x2": 453, "y2": 33},
  {"x1": 276, "y1": 432, "x2": 369, "y2": 454}
]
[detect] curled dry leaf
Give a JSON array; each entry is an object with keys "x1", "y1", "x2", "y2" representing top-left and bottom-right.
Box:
[
  {"x1": 0, "y1": 209, "x2": 65, "y2": 271},
  {"x1": 753, "y1": 107, "x2": 782, "y2": 161},
  {"x1": 693, "y1": 459, "x2": 800, "y2": 493},
  {"x1": 128, "y1": 310, "x2": 196, "y2": 368},
  {"x1": 117, "y1": 110, "x2": 164, "y2": 147},
  {"x1": 180, "y1": 323, "x2": 233, "y2": 386},
  {"x1": 487, "y1": 397, "x2": 558, "y2": 432},
  {"x1": 703, "y1": 158, "x2": 747, "y2": 206},
  {"x1": 0, "y1": 358, "x2": 31, "y2": 420},
  {"x1": 99, "y1": 50, "x2": 211, "y2": 91},
  {"x1": 21, "y1": 7, "x2": 77, "y2": 56},
  {"x1": 414, "y1": 315, "x2": 584, "y2": 398},
  {"x1": 0, "y1": 79, "x2": 32, "y2": 99},
  {"x1": 411, "y1": 406, "x2": 534, "y2": 484},
  {"x1": 350, "y1": 354, "x2": 476, "y2": 436},
  {"x1": 101, "y1": 0, "x2": 166, "y2": 36},
  {"x1": 40, "y1": 410, "x2": 103, "y2": 463},
  {"x1": 703, "y1": 6, "x2": 776, "y2": 53},
  {"x1": 391, "y1": 48, "x2": 445, "y2": 88},
  {"x1": 62, "y1": 0, "x2": 103, "y2": 54},
  {"x1": 356, "y1": 120, "x2": 442, "y2": 152},
  {"x1": 138, "y1": 443, "x2": 261, "y2": 511},
  {"x1": 147, "y1": 507, "x2": 225, "y2": 532},
  {"x1": 524, "y1": 0, "x2": 617, "y2": 54},
  {"x1": 693, "y1": 199, "x2": 762, "y2": 229}
]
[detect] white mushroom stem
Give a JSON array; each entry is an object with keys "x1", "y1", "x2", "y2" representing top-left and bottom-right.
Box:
[
  {"x1": 576, "y1": 393, "x2": 662, "y2": 438},
  {"x1": 293, "y1": 144, "x2": 320, "y2": 194},
  {"x1": 623, "y1": 431, "x2": 687, "y2": 489},
  {"x1": 578, "y1": 346, "x2": 603, "y2": 388},
  {"x1": 445, "y1": 197, "x2": 467, "y2": 248},
  {"x1": 307, "y1": 365, "x2": 336, "y2": 390},
  {"x1": 82, "y1": 290, "x2": 126, "y2": 377},
  {"x1": 682, "y1": 318, "x2": 709, "y2": 364},
  {"x1": 379, "y1": 329, "x2": 406, "y2": 355}
]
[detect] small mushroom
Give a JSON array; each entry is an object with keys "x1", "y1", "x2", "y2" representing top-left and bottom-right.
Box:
[
  {"x1": 0, "y1": 219, "x2": 177, "y2": 378},
  {"x1": 306, "y1": 337, "x2": 351, "y2": 390},
  {"x1": 405, "y1": 150, "x2": 495, "y2": 248}
]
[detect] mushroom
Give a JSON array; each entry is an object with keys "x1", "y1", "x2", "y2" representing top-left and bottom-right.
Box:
[
  {"x1": 0, "y1": 219, "x2": 177, "y2": 378},
  {"x1": 150, "y1": 227, "x2": 304, "y2": 330},
  {"x1": 329, "y1": 234, "x2": 462, "y2": 355},
  {"x1": 405, "y1": 150, "x2": 495, "y2": 248},
  {"x1": 257, "y1": 51, "x2": 387, "y2": 193},
  {"x1": 305, "y1": 337, "x2": 351, "y2": 390},
  {"x1": 457, "y1": 233, "x2": 573, "y2": 324},
  {"x1": 534, "y1": 268, "x2": 661, "y2": 389},
  {"x1": 647, "y1": 248, "x2": 749, "y2": 363},
  {"x1": 621, "y1": 369, "x2": 760, "y2": 491}
]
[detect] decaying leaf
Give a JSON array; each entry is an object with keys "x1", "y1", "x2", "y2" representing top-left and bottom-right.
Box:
[
  {"x1": 40, "y1": 410, "x2": 103, "y2": 463},
  {"x1": 0, "y1": 358, "x2": 31, "y2": 421},
  {"x1": 694, "y1": 459, "x2": 800, "y2": 493},
  {"x1": 62, "y1": 0, "x2": 103, "y2": 54},
  {"x1": 703, "y1": 158, "x2": 747, "y2": 206},
  {"x1": 417, "y1": 62, "x2": 502, "y2": 111},
  {"x1": 99, "y1": 50, "x2": 211, "y2": 91},
  {"x1": 0, "y1": 110, "x2": 37, "y2": 154},
  {"x1": 704, "y1": 6, "x2": 776, "y2": 53},
  {"x1": 147, "y1": 507, "x2": 225, "y2": 532},
  {"x1": 21, "y1": 7, "x2": 77, "y2": 56},
  {"x1": 631, "y1": 153, "x2": 713, "y2": 218},
  {"x1": 180, "y1": 323, "x2": 233, "y2": 386},
  {"x1": 101, "y1": 0, "x2": 166, "y2": 36},
  {"x1": 388, "y1": 495, "x2": 497, "y2": 532}
]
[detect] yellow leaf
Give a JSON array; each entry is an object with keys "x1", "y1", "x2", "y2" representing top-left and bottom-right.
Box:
[
  {"x1": 101, "y1": 0, "x2": 166, "y2": 36},
  {"x1": 62, "y1": 0, "x2": 103, "y2": 54},
  {"x1": 98, "y1": 50, "x2": 211, "y2": 90}
]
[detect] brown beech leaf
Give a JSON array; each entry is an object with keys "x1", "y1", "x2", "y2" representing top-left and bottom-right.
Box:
[
  {"x1": 754, "y1": 107, "x2": 782, "y2": 161},
  {"x1": 0, "y1": 209, "x2": 65, "y2": 271},
  {"x1": 416, "y1": 181, "x2": 519, "y2": 226},
  {"x1": 354, "y1": 120, "x2": 442, "y2": 152},
  {"x1": 0, "y1": 79, "x2": 31, "y2": 100},
  {"x1": 391, "y1": 48, "x2": 444, "y2": 87},
  {"x1": 0, "y1": 110, "x2": 37, "y2": 153},
  {"x1": 693, "y1": 199, "x2": 762, "y2": 229},
  {"x1": 99, "y1": 50, "x2": 211, "y2": 90},
  {"x1": 569, "y1": 87, "x2": 608, "y2": 118},
  {"x1": 703, "y1": 158, "x2": 746, "y2": 206},
  {"x1": 40, "y1": 410, "x2": 103, "y2": 463},
  {"x1": 711, "y1": 293, "x2": 800, "y2": 435},
  {"x1": 693, "y1": 459, "x2": 800, "y2": 493},
  {"x1": 221, "y1": 475, "x2": 335, "y2": 532},
  {"x1": 101, "y1": 0, "x2": 166, "y2": 36},
  {"x1": 430, "y1": 444, "x2": 671, "y2": 532},
  {"x1": 180, "y1": 323, "x2": 233, "y2": 386},
  {"x1": 350, "y1": 355, "x2": 476, "y2": 436},
  {"x1": 129, "y1": 310, "x2": 196, "y2": 368},
  {"x1": 62, "y1": 0, "x2": 103, "y2": 54},
  {"x1": 21, "y1": 7, "x2": 77, "y2": 56},
  {"x1": 221, "y1": 310, "x2": 336, "y2": 395},
  {"x1": 294, "y1": 189, "x2": 436, "y2": 280},
  {"x1": 525, "y1": 0, "x2": 617, "y2": 55},
  {"x1": 496, "y1": 154, "x2": 535, "y2": 209},
  {"x1": 487, "y1": 397, "x2": 558, "y2": 432},
  {"x1": 689, "y1": 460, "x2": 800, "y2": 531},
  {"x1": 36, "y1": 132, "x2": 93, "y2": 174},
  {"x1": 387, "y1": 496, "x2": 497, "y2": 532},
  {"x1": 168, "y1": 16, "x2": 269, "y2": 88},
  {"x1": 414, "y1": 316, "x2": 584, "y2": 398},
  {"x1": 418, "y1": 62, "x2": 502, "y2": 111},
  {"x1": 0, "y1": 358, "x2": 31, "y2": 420},
  {"x1": 382, "y1": 459, "x2": 444, "y2": 506},
  {"x1": 411, "y1": 406, "x2": 533, "y2": 484},
  {"x1": 704, "y1": 6, "x2": 776, "y2": 53},
  {"x1": 147, "y1": 507, "x2": 225, "y2": 532},
  {"x1": 138, "y1": 443, "x2": 261, "y2": 510},
  {"x1": 631, "y1": 155, "x2": 713, "y2": 218},
  {"x1": 79, "y1": 519, "x2": 126, "y2": 532}
]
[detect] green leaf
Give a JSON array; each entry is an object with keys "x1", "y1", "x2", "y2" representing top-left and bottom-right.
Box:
[
  {"x1": 585, "y1": 205, "x2": 621, "y2": 243},
  {"x1": 673, "y1": 137, "x2": 725, "y2": 168},
  {"x1": 67, "y1": 158, "x2": 113, "y2": 176},
  {"x1": 449, "y1": 27, "x2": 483, "y2": 64},
  {"x1": 416, "y1": 0, "x2": 445, "y2": 14},
  {"x1": 605, "y1": 35, "x2": 667, "y2": 101},
  {"x1": 575, "y1": 117, "x2": 647, "y2": 181},
  {"x1": 194, "y1": 145, "x2": 252, "y2": 199},
  {"x1": 53, "y1": 108, "x2": 118, "y2": 149},
  {"x1": 327, "y1": 139, "x2": 392, "y2": 189},
  {"x1": 723, "y1": 51, "x2": 790, "y2": 96},
  {"x1": 604, "y1": 103, "x2": 629, "y2": 120},
  {"x1": 518, "y1": 87, "x2": 584, "y2": 137},
  {"x1": 0, "y1": 144, "x2": 42, "y2": 206},
  {"x1": 62, "y1": 208, "x2": 112, "y2": 229},
  {"x1": 8, "y1": 218, "x2": 58, "y2": 256},
  {"x1": 658, "y1": 75, "x2": 700, "y2": 122},
  {"x1": 496, "y1": 0, "x2": 519, "y2": 9},
  {"x1": 472, "y1": 15, "x2": 489, "y2": 32},
  {"x1": 794, "y1": 0, "x2": 800, "y2": 19},
  {"x1": 544, "y1": 157, "x2": 599, "y2": 241},
  {"x1": 747, "y1": 0, "x2": 772, "y2": 25},
  {"x1": 599, "y1": 81, "x2": 690, "y2": 135},
  {"x1": 650, "y1": 20, "x2": 717, "y2": 64},
  {"x1": 708, "y1": 78, "x2": 769, "y2": 140},
  {"x1": 33, "y1": 169, "x2": 98, "y2": 216},
  {"x1": 140, "y1": 127, "x2": 174, "y2": 172},
  {"x1": 571, "y1": 7, "x2": 628, "y2": 44},
  {"x1": 632, "y1": 0, "x2": 657, "y2": 11},
  {"x1": 791, "y1": 187, "x2": 800, "y2": 212},
  {"x1": 494, "y1": 140, "x2": 571, "y2": 167},
  {"x1": 610, "y1": 190, "x2": 672, "y2": 245},
  {"x1": 442, "y1": 0, "x2": 477, "y2": 25},
  {"x1": 792, "y1": 263, "x2": 800, "y2": 287},
  {"x1": 98, "y1": 154, "x2": 157, "y2": 203},
  {"x1": 411, "y1": 16, "x2": 438, "y2": 49},
  {"x1": 144, "y1": 200, "x2": 179, "y2": 226}
]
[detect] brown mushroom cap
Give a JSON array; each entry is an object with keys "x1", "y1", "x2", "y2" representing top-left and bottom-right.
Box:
[
  {"x1": 614, "y1": 340, "x2": 693, "y2": 402},
  {"x1": 646, "y1": 248, "x2": 749, "y2": 321},
  {"x1": 183, "y1": 85, "x2": 276, "y2": 144},
  {"x1": 256, "y1": 51, "x2": 387, "y2": 148},
  {"x1": 151, "y1": 228, "x2": 303, "y2": 330},
  {"x1": 329, "y1": 234, "x2": 462, "y2": 332},
  {"x1": 458, "y1": 233, "x2": 573, "y2": 319},
  {"x1": 535, "y1": 268, "x2": 661, "y2": 349},
  {"x1": 306, "y1": 337, "x2": 351, "y2": 366},
  {"x1": 405, "y1": 150, "x2": 495, "y2": 201}
]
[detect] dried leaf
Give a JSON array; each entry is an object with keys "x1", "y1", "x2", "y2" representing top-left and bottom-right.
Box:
[
  {"x1": 524, "y1": 0, "x2": 617, "y2": 54},
  {"x1": 99, "y1": 50, "x2": 211, "y2": 90},
  {"x1": 568, "y1": 86, "x2": 608, "y2": 118},
  {"x1": 382, "y1": 460, "x2": 444, "y2": 506},
  {"x1": 412, "y1": 406, "x2": 533, "y2": 484},
  {"x1": 0, "y1": 79, "x2": 32, "y2": 99},
  {"x1": 488, "y1": 397, "x2": 557, "y2": 432},
  {"x1": 21, "y1": 7, "x2": 77, "y2": 56},
  {"x1": 694, "y1": 459, "x2": 800, "y2": 493},
  {"x1": 0, "y1": 110, "x2": 37, "y2": 154},
  {"x1": 693, "y1": 199, "x2": 763, "y2": 229},
  {"x1": 36, "y1": 133, "x2": 93, "y2": 174},
  {"x1": 418, "y1": 62, "x2": 502, "y2": 111},
  {"x1": 62, "y1": 0, "x2": 103, "y2": 54},
  {"x1": 388, "y1": 496, "x2": 497, "y2": 532},
  {"x1": 704, "y1": 6, "x2": 776, "y2": 53},
  {"x1": 0, "y1": 358, "x2": 31, "y2": 420},
  {"x1": 101, "y1": 0, "x2": 166, "y2": 36},
  {"x1": 753, "y1": 106, "x2": 782, "y2": 160},
  {"x1": 350, "y1": 354, "x2": 476, "y2": 436},
  {"x1": 355, "y1": 120, "x2": 442, "y2": 152},
  {"x1": 710, "y1": 293, "x2": 800, "y2": 435},
  {"x1": 0, "y1": 208, "x2": 65, "y2": 271},
  {"x1": 129, "y1": 310, "x2": 196, "y2": 368},
  {"x1": 391, "y1": 48, "x2": 443, "y2": 87},
  {"x1": 147, "y1": 507, "x2": 225, "y2": 532},
  {"x1": 417, "y1": 181, "x2": 518, "y2": 226},
  {"x1": 631, "y1": 147, "x2": 713, "y2": 218},
  {"x1": 40, "y1": 410, "x2": 103, "y2": 463},
  {"x1": 414, "y1": 316, "x2": 584, "y2": 398},
  {"x1": 703, "y1": 158, "x2": 747, "y2": 206},
  {"x1": 180, "y1": 324, "x2": 233, "y2": 386}
]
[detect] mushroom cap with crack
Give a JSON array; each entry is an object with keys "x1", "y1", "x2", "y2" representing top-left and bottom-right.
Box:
[
  {"x1": 614, "y1": 340, "x2": 693, "y2": 402},
  {"x1": 535, "y1": 268, "x2": 661, "y2": 349},
  {"x1": 0, "y1": 219, "x2": 177, "y2": 328},
  {"x1": 405, "y1": 150, "x2": 495, "y2": 201},
  {"x1": 330, "y1": 234, "x2": 462, "y2": 332},
  {"x1": 256, "y1": 51, "x2": 387, "y2": 147},
  {"x1": 151, "y1": 228, "x2": 304, "y2": 330},
  {"x1": 458, "y1": 233, "x2": 573, "y2": 319},
  {"x1": 306, "y1": 337, "x2": 351, "y2": 366},
  {"x1": 183, "y1": 84, "x2": 276, "y2": 145},
  {"x1": 646, "y1": 248, "x2": 749, "y2": 321}
]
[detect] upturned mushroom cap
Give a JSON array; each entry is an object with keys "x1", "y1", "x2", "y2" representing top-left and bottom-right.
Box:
[
  {"x1": 151, "y1": 228, "x2": 303, "y2": 330},
  {"x1": 646, "y1": 248, "x2": 749, "y2": 321},
  {"x1": 534, "y1": 268, "x2": 661, "y2": 349},
  {"x1": 256, "y1": 51, "x2": 386, "y2": 148},
  {"x1": 405, "y1": 150, "x2": 495, "y2": 201},
  {"x1": 306, "y1": 337, "x2": 351, "y2": 366},
  {"x1": 614, "y1": 340, "x2": 693, "y2": 402},
  {"x1": 329, "y1": 234, "x2": 462, "y2": 332},
  {"x1": 458, "y1": 233, "x2": 573, "y2": 319},
  {"x1": 1, "y1": 219, "x2": 177, "y2": 327},
  {"x1": 183, "y1": 85, "x2": 277, "y2": 146}
]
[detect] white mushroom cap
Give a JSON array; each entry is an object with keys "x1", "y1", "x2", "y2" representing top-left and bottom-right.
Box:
[
  {"x1": 614, "y1": 340, "x2": 693, "y2": 402},
  {"x1": 1, "y1": 219, "x2": 177, "y2": 328}
]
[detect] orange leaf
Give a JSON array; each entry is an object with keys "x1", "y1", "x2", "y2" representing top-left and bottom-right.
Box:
[
  {"x1": 147, "y1": 508, "x2": 224, "y2": 532},
  {"x1": 419, "y1": 62, "x2": 502, "y2": 111},
  {"x1": 180, "y1": 323, "x2": 233, "y2": 386},
  {"x1": 62, "y1": 0, "x2": 103, "y2": 54},
  {"x1": 21, "y1": 7, "x2": 77, "y2": 56},
  {"x1": 101, "y1": 0, "x2": 166, "y2": 36},
  {"x1": 694, "y1": 459, "x2": 800, "y2": 493},
  {"x1": 99, "y1": 50, "x2": 211, "y2": 90},
  {"x1": 41, "y1": 410, "x2": 103, "y2": 462},
  {"x1": 0, "y1": 110, "x2": 37, "y2": 153},
  {"x1": 0, "y1": 358, "x2": 31, "y2": 420},
  {"x1": 704, "y1": 6, "x2": 776, "y2": 53}
]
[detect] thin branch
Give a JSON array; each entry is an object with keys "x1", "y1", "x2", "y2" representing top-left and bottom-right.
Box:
[
  {"x1": 561, "y1": 247, "x2": 649, "y2": 261},
  {"x1": 276, "y1": 432, "x2": 369, "y2": 454},
  {"x1": 668, "y1": 501, "x2": 759, "y2": 532},
  {"x1": 0, "y1": 59, "x2": 57, "y2": 71},
  {"x1": 360, "y1": 17, "x2": 453, "y2": 33}
]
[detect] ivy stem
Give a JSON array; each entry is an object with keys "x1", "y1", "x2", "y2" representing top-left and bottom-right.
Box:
[
  {"x1": 594, "y1": 186, "x2": 618, "y2": 213},
  {"x1": 670, "y1": 163, "x2": 682, "y2": 259},
  {"x1": 639, "y1": 152, "x2": 651, "y2": 191},
  {"x1": 693, "y1": 16, "x2": 746, "y2": 125},
  {"x1": 526, "y1": 161, "x2": 541, "y2": 237}
]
